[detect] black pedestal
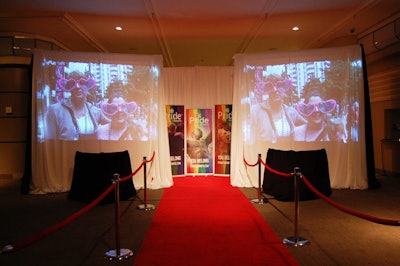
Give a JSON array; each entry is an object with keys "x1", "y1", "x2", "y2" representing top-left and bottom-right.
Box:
[
  {"x1": 68, "y1": 150, "x2": 136, "y2": 204},
  {"x1": 262, "y1": 148, "x2": 332, "y2": 201}
]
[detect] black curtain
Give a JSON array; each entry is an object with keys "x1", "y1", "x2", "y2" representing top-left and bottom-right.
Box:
[
  {"x1": 21, "y1": 58, "x2": 33, "y2": 194},
  {"x1": 361, "y1": 44, "x2": 380, "y2": 189}
]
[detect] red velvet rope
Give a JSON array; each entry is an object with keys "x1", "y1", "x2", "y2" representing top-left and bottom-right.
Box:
[
  {"x1": 243, "y1": 157, "x2": 259, "y2": 167},
  {"x1": 243, "y1": 155, "x2": 400, "y2": 226},
  {"x1": 145, "y1": 151, "x2": 156, "y2": 163},
  {"x1": 1, "y1": 159, "x2": 146, "y2": 254},
  {"x1": 259, "y1": 158, "x2": 292, "y2": 178},
  {"x1": 6, "y1": 184, "x2": 116, "y2": 254},
  {"x1": 5, "y1": 153, "x2": 398, "y2": 255},
  {"x1": 301, "y1": 175, "x2": 400, "y2": 226},
  {"x1": 120, "y1": 161, "x2": 144, "y2": 182}
]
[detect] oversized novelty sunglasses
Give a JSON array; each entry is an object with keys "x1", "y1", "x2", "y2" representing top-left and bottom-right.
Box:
[
  {"x1": 256, "y1": 79, "x2": 292, "y2": 94},
  {"x1": 57, "y1": 77, "x2": 97, "y2": 92},
  {"x1": 100, "y1": 102, "x2": 138, "y2": 116},
  {"x1": 296, "y1": 99, "x2": 337, "y2": 117}
]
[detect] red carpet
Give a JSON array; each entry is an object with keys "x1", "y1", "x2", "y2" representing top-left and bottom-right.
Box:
[{"x1": 133, "y1": 176, "x2": 298, "y2": 266}]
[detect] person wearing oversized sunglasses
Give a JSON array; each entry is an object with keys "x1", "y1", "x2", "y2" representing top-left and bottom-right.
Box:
[
  {"x1": 97, "y1": 80, "x2": 142, "y2": 141},
  {"x1": 45, "y1": 71, "x2": 109, "y2": 140},
  {"x1": 293, "y1": 80, "x2": 337, "y2": 142},
  {"x1": 251, "y1": 73, "x2": 306, "y2": 143}
]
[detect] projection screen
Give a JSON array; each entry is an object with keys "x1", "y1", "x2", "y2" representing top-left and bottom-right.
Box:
[
  {"x1": 231, "y1": 45, "x2": 368, "y2": 189},
  {"x1": 31, "y1": 50, "x2": 172, "y2": 193}
]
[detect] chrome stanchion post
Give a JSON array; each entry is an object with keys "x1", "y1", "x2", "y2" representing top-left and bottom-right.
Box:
[
  {"x1": 252, "y1": 154, "x2": 266, "y2": 204},
  {"x1": 105, "y1": 173, "x2": 133, "y2": 260},
  {"x1": 283, "y1": 167, "x2": 310, "y2": 247},
  {"x1": 137, "y1": 156, "x2": 155, "y2": 210}
]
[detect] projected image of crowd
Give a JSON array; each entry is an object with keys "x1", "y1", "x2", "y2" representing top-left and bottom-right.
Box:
[
  {"x1": 41, "y1": 63, "x2": 149, "y2": 141},
  {"x1": 39, "y1": 60, "x2": 360, "y2": 144},
  {"x1": 249, "y1": 62, "x2": 360, "y2": 143}
]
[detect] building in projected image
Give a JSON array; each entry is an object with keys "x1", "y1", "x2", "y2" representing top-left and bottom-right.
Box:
[
  {"x1": 89, "y1": 63, "x2": 133, "y2": 97},
  {"x1": 262, "y1": 61, "x2": 328, "y2": 99},
  {"x1": 287, "y1": 61, "x2": 328, "y2": 99}
]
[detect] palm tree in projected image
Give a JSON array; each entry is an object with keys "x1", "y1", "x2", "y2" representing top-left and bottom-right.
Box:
[
  {"x1": 322, "y1": 60, "x2": 355, "y2": 117},
  {"x1": 283, "y1": 73, "x2": 301, "y2": 107}
]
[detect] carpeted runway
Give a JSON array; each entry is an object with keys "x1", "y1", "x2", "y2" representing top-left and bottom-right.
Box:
[
  {"x1": 1, "y1": 173, "x2": 399, "y2": 265},
  {"x1": 133, "y1": 175, "x2": 298, "y2": 266}
]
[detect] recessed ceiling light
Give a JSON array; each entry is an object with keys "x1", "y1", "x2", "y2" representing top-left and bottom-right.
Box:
[
  {"x1": 292, "y1": 26, "x2": 299, "y2": 31},
  {"x1": 115, "y1": 26, "x2": 123, "y2": 31}
]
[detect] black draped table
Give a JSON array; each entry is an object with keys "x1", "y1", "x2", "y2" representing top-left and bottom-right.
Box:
[
  {"x1": 68, "y1": 150, "x2": 136, "y2": 204},
  {"x1": 262, "y1": 148, "x2": 332, "y2": 201}
]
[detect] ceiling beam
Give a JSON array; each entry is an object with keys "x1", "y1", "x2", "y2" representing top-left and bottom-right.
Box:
[
  {"x1": 144, "y1": 0, "x2": 174, "y2": 67},
  {"x1": 61, "y1": 13, "x2": 109, "y2": 52}
]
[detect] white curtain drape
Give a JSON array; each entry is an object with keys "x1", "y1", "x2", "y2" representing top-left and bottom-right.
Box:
[
  {"x1": 30, "y1": 50, "x2": 173, "y2": 193},
  {"x1": 162, "y1": 66, "x2": 234, "y2": 176},
  {"x1": 30, "y1": 48, "x2": 368, "y2": 194},
  {"x1": 163, "y1": 67, "x2": 233, "y2": 108},
  {"x1": 231, "y1": 45, "x2": 368, "y2": 189}
]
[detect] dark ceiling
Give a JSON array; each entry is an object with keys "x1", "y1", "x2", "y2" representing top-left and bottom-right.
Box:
[{"x1": 0, "y1": 0, "x2": 399, "y2": 67}]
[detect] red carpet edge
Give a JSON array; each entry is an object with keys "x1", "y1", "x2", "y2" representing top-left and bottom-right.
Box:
[{"x1": 133, "y1": 175, "x2": 298, "y2": 266}]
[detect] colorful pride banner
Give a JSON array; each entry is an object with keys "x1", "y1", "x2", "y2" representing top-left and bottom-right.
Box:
[
  {"x1": 166, "y1": 105, "x2": 185, "y2": 176},
  {"x1": 186, "y1": 108, "x2": 213, "y2": 174},
  {"x1": 215, "y1": 104, "x2": 232, "y2": 175}
]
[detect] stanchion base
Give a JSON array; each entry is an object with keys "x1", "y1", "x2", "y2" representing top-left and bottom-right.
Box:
[
  {"x1": 137, "y1": 203, "x2": 156, "y2": 210},
  {"x1": 251, "y1": 198, "x2": 268, "y2": 204},
  {"x1": 283, "y1": 236, "x2": 310, "y2": 247},
  {"x1": 105, "y1": 248, "x2": 133, "y2": 260}
]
